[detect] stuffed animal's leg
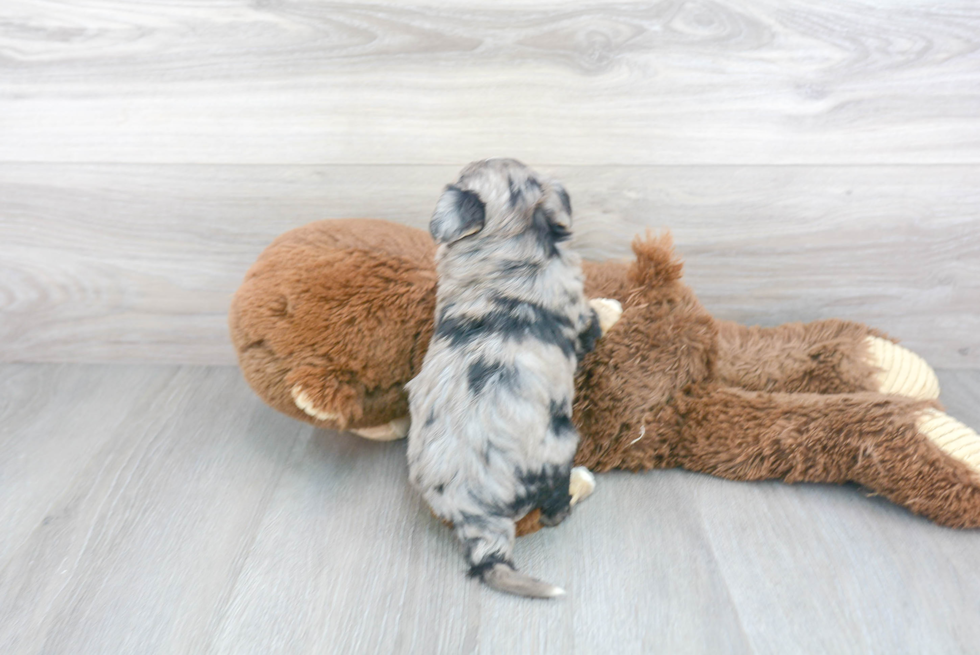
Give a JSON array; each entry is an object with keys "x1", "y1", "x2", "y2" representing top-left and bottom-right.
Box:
[
  {"x1": 674, "y1": 386, "x2": 980, "y2": 528},
  {"x1": 714, "y1": 319, "x2": 939, "y2": 400}
]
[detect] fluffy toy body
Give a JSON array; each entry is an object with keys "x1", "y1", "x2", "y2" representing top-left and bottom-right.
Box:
[
  {"x1": 407, "y1": 159, "x2": 599, "y2": 598},
  {"x1": 230, "y1": 219, "x2": 980, "y2": 530}
]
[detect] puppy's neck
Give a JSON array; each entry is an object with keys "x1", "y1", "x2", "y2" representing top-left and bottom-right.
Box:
[
  {"x1": 436, "y1": 234, "x2": 571, "y2": 283},
  {"x1": 435, "y1": 237, "x2": 581, "y2": 314}
]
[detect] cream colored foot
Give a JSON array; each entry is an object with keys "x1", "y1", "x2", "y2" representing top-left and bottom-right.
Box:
[
  {"x1": 569, "y1": 466, "x2": 596, "y2": 506},
  {"x1": 350, "y1": 416, "x2": 410, "y2": 441},
  {"x1": 918, "y1": 409, "x2": 980, "y2": 473},
  {"x1": 866, "y1": 336, "x2": 940, "y2": 400},
  {"x1": 291, "y1": 385, "x2": 342, "y2": 422},
  {"x1": 589, "y1": 298, "x2": 623, "y2": 335}
]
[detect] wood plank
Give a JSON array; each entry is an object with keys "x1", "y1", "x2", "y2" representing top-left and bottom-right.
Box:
[
  {"x1": 2, "y1": 163, "x2": 977, "y2": 366},
  {"x1": 205, "y1": 429, "x2": 482, "y2": 655},
  {"x1": 206, "y1": 372, "x2": 980, "y2": 654},
  {"x1": 695, "y1": 367, "x2": 980, "y2": 654},
  {"x1": 560, "y1": 471, "x2": 751, "y2": 654},
  {"x1": 935, "y1": 369, "x2": 980, "y2": 434},
  {"x1": 696, "y1": 476, "x2": 980, "y2": 653},
  {"x1": 206, "y1": 422, "x2": 749, "y2": 655},
  {"x1": 0, "y1": 365, "x2": 309, "y2": 655},
  {"x1": 1, "y1": 1, "x2": 978, "y2": 165},
  {"x1": 0, "y1": 364, "x2": 180, "y2": 566},
  {"x1": 1, "y1": 364, "x2": 979, "y2": 652}
]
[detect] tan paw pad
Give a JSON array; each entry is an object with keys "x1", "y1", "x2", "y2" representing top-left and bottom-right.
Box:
[
  {"x1": 589, "y1": 298, "x2": 623, "y2": 335},
  {"x1": 569, "y1": 466, "x2": 596, "y2": 506},
  {"x1": 351, "y1": 416, "x2": 410, "y2": 441},
  {"x1": 918, "y1": 409, "x2": 980, "y2": 473},
  {"x1": 291, "y1": 385, "x2": 341, "y2": 423},
  {"x1": 867, "y1": 336, "x2": 940, "y2": 400}
]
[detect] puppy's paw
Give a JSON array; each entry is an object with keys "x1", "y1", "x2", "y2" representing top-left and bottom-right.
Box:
[
  {"x1": 350, "y1": 416, "x2": 410, "y2": 441},
  {"x1": 569, "y1": 466, "x2": 596, "y2": 506},
  {"x1": 866, "y1": 336, "x2": 940, "y2": 400},
  {"x1": 539, "y1": 505, "x2": 571, "y2": 527},
  {"x1": 291, "y1": 385, "x2": 342, "y2": 422},
  {"x1": 589, "y1": 298, "x2": 623, "y2": 335}
]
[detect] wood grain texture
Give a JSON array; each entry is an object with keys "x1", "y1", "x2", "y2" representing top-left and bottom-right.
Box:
[
  {"x1": 0, "y1": 364, "x2": 179, "y2": 566},
  {"x1": 1, "y1": 0, "x2": 979, "y2": 165},
  {"x1": 0, "y1": 365, "x2": 310, "y2": 655},
  {"x1": 1, "y1": 2, "x2": 977, "y2": 365},
  {"x1": 2, "y1": 163, "x2": 978, "y2": 366},
  {"x1": 1, "y1": 363, "x2": 979, "y2": 654}
]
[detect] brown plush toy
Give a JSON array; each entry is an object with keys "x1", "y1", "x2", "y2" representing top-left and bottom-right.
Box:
[{"x1": 230, "y1": 218, "x2": 980, "y2": 531}]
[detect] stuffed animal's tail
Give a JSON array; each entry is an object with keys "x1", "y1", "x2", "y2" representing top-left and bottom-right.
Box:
[{"x1": 456, "y1": 515, "x2": 564, "y2": 599}]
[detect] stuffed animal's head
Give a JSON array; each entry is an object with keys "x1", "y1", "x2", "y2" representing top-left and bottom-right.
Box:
[{"x1": 229, "y1": 218, "x2": 438, "y2": 436}]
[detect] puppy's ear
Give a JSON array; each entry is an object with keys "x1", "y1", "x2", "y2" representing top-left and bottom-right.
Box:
[
  {"x1": 532, "y1": 206, "x2": 571, "y2": 244},
  {"x1": 531, "y1": 182, "x2": 573, "y2": 245},
  {"x1": 554, "y1": 184, "x2": 572, "y2": 227},
  {"x1": 430, "y1": 185, "x2": 486, "y2": 244}
]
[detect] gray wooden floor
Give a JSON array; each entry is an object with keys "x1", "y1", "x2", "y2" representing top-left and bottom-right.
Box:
[
  {"x1": 2, "y1": 363, "x2": 979, "y2": 655},
  {"x1": 2, "y1": 2, "x2": 979, "y2": 653}
]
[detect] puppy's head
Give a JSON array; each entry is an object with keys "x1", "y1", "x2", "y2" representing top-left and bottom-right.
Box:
[{"x1": 429, "y1": 159, "x2": 572, "y2": 255}]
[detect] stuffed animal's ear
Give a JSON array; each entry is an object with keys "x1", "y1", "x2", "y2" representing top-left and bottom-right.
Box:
[{"x1": 430, "y1": 185, "x2": 486, "y2": 244}]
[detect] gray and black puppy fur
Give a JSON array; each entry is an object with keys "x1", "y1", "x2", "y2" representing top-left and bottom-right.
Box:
[{"x1": 406, "y1": 159, "x2": 601, "y2": 599}]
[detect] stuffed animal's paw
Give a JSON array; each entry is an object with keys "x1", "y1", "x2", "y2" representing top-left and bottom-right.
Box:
[
  {"x1": 917, "y1": 409, "x2": 980, "y2": 474},
  {"x1": 287, "y1": 366, "x2": 366, "y2": 428},
  {"x1": 350, "y1": 417, "x2": 410, "y2": 441},
  {"x1": 569, "y1": 466, "x2": 596, "y2": 506},
  {"x1": 866, "y1": 336, "x2": 940, "y2": 400},
  {"x1": 291, "y1": 385, "x2": 343, "y2": 422},
  {"x1": 292, "y1": 381, "x2": 407, "y2": 441},
  {"x1": 589, "y1": 298, "x2": 623, "y2": 335}
]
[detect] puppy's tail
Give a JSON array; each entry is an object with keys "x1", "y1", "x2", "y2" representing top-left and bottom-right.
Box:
[
  {"x1": 456, "y1": 515, "x2": 564, "y2": 599},
  {"x1": 473, "y1": 561, "x2": 565, "y2": 599}
]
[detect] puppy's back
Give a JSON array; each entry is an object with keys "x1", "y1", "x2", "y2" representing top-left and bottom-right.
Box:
[{"x1": 408, "y1": 159, "x2": 592, "y2": 599}]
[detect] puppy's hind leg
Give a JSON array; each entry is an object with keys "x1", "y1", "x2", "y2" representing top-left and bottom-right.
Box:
[
  {"x1": 456, "y1": 514, "x2": 564, "y2": 599},
  {"x1": 538, "y1": 467, "x2": 573, "y2": 527}
]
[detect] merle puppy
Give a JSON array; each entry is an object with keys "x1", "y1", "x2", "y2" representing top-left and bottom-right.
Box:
[{"x1": 406, "y1": 159, "x2": 602, "y2": 598}]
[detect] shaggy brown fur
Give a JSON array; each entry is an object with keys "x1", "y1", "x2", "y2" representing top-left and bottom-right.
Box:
[
  {"x1": 230, "y1": 219, "x2": 980, "y2": 530},
  {"x1": 230, "y1": 219, "x2": 437, "y2": 430},
  {"x1": 714, "y1": 319, "x2": 890, "y2": 395}
]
